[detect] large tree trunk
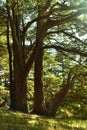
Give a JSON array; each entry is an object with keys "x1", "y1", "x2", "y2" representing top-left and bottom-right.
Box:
[
  {"x1": 32, "y1": 9, "x2": 47, "y2": 114},
  {"x1": 33, "y1": 49, "x2": 45, "y2": 114},
  {"x1": 10, "y1": 73, "x2": 28, "y2": 113},
  {"x1": 10, "y1": 42, "x2": 28, "y2": 112}
]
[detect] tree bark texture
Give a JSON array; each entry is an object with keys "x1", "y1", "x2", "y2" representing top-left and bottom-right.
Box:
[{"x1": 33, "y1": 49, "x2": 45, "y2": 114}]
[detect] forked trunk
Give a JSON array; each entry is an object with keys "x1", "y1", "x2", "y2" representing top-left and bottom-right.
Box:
[{"x1": 45, "y1": 84, "x2": 70, "y2": 117}]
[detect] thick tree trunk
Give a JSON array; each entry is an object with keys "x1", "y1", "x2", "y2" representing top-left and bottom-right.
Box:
[
  {"x1": 10, "y1": 38, "x2": 28, "y2": 112},
  {"x1": 10, "y1": 75, "x2": 28, "y2": 113},
  {"x1": 33, "y1": 49, "x2": 45, "y2": 114},
  {"x1": 32, "y1": 11, "x2": 47, "y2": 114}
]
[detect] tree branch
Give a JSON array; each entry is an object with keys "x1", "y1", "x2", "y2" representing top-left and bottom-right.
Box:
[
  {"x1": 43, "y1": 45, "x2": 87, "y2": 57},
  {"x1": 45, "y1": 9, "x2": 87, "y2": 29},
  {"x1": 63, "y1": 31, "x2": 85, "y2": 44},
  {"x1": 22, "y1": 14, "x2": 50, "y2": 40},
  {"x1": 58, "y1": 50, "x2": 87, "y2": 68},
  {"x1": 57, "y1": 1, "x2": 87, "y2": 11}
]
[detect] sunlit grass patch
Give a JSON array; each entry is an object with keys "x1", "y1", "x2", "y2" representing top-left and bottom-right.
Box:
[
  {"x1": 0, "y1": 110, "x2": 58, "y2": 130},
  {"x1": 57, "y1": 118, "x2": 87, "y2": 130},
  {"x1": 0, "y1": 110, "x2": 48, "y2": 130},
  {"x1": 0, "y1": 109, "x2": 87, "y2": 130}
]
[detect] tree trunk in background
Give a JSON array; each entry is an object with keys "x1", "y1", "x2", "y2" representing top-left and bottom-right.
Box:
[{"x1": 33, "y1": 49, "x2": 45, "y2": 114}]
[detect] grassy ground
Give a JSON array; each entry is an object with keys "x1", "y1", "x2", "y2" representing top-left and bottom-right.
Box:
[
  {"x1": 0, "y1": 109, "x2": 87, "y2": 130},
  {"x1": 0, "y1": 86, "x2": 87, "y2": 130}
]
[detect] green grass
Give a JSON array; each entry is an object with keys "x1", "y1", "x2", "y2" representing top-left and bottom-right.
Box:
[
  {"x1": 0, "y1": 109, "x2": 87, "y2": 130},
  {"x1": 0, "y1": 86, "x2": 87, "y2": 130}
]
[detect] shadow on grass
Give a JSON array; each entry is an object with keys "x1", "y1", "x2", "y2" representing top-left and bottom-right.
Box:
[
  {"x1": 0, "y1": 109, "x2": 87, "y2": 130},
  {"x1": 0, "y1": 109, "x2": 48, "y2": 130}
]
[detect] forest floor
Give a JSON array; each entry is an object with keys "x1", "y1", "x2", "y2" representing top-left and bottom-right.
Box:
[{"x1": 0, "y1": 86, "x2": 87, "y2": 130}]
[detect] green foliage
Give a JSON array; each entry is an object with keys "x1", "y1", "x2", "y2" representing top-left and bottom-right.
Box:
[
  {"x1": 0, "y1": 86, "x2": 10, "y2": 107},
  {"x1": 0, "y1": 7, "x2": 9, "y2": 86},
  {"x1": 43, "y1": 75, "x2": 62, "y2": 101}
]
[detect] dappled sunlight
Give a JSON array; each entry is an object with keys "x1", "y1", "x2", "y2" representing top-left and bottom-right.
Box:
[
  {"x1": 0, "y1": 86, "x2": 87, "y2": 130},
  {"x1": 0, "y1": 83, "x2": 87, "y2": 130},
  {"x1": 58, "y1": 118, "x2": 87, "y2": 130},
  {"x1": 0, "y1": 109, "x2": 87, "y2": 130}
]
